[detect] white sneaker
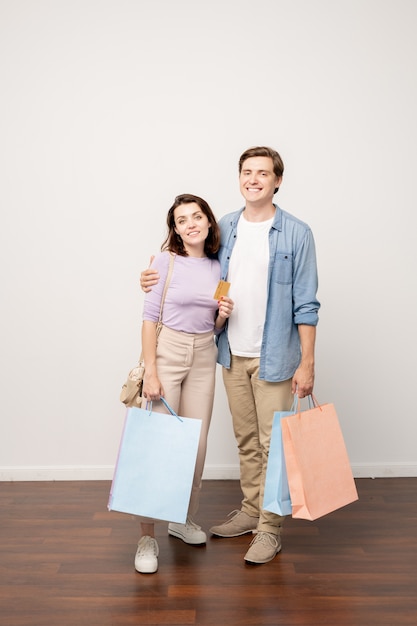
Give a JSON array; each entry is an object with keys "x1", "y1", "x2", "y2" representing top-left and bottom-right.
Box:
[
  {"x1": 168, "y1": 518, "x2": 207, "y2": 545},
  {"x1": 134, "y1": 536, "x2": 159, "y2": 573}
]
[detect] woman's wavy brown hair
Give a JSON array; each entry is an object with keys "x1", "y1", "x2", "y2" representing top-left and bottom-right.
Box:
[{"x1": 161, "y1": 194, "x2": 220, "y2": 258}]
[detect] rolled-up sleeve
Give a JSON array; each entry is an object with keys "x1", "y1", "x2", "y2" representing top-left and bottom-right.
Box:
[{"x1": 293, "y1": 229, "x2": 320, "y2": 326}]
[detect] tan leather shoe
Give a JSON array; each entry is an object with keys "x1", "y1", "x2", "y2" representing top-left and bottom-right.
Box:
[{"x1": 209, "y1": 510, "x2": 259, "y2": 537}]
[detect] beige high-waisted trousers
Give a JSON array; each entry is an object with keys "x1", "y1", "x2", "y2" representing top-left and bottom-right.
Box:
[{"x1": 149, "y1": 324, "x2": 217, "y2": 519}]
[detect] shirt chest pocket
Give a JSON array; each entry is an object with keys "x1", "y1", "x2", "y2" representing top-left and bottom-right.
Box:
[{"x1": 272, "y1": 252, "x2": 293, "y2": 284}]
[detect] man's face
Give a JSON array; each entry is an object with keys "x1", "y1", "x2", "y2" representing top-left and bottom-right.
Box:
[{"x1": 239, "y1": 156, "x2": 281, "y2": 206}]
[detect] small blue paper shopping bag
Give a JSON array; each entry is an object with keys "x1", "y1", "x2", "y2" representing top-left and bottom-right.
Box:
[
  {"x1": 108, "y1": 400, "x2": 202, "y2": 523},
  {"x1": 263, "y1": 410, "x2": 294, "y2": 516}
]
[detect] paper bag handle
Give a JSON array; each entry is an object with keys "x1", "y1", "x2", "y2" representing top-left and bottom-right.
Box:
[
  {"x1": 160, "y1": 396, "x2": 183, "y2": 421},
  {"x1": 295, "y1": 393, "x2": 322, "y2": 416},
  {"x1": 145, "y1": 397, "x2": 183, "y2": 422}
]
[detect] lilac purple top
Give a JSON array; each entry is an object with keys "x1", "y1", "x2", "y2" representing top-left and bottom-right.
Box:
[{"x1": 142, "y1": 252, "x2": 221, "y2": 334}]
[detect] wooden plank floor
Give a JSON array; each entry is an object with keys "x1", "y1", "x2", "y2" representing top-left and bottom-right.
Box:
[{"x1": 0, "y1": 478, "x2": 416, "y2": 626}]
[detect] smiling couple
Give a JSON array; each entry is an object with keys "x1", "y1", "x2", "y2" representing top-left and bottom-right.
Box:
[{"x1": 133, "y1": 146, "x2": 320, "y2": 574}]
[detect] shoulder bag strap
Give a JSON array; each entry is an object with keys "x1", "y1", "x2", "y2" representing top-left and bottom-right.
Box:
[
  {"x1": 156, "y1": 252, "x2": 175, "y2": 335},
  {"x1": 138, "y1": 252, "x2": 175, "y2": 366}
]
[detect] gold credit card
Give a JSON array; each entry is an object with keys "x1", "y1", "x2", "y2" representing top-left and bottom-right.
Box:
[{"x1": 213, "y1": 280, "x2": 231, "y2": 300}]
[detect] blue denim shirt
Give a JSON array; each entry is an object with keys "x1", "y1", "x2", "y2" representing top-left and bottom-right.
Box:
[{"x1": 216, "y1": 205, "x2": 320, "y2": 382}]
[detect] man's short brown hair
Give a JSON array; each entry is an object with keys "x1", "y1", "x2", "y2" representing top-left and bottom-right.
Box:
[{"x1": 238, "y1": 146, "x2": 284, "y2": 179}]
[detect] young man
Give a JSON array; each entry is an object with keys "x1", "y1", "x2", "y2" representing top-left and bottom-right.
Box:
[{"x1": 140, "y1": 146, "x2": 320, "y2": 565}]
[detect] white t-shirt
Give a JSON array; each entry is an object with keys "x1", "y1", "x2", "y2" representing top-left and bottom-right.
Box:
[{"x1": 227, "y1": 214, "x2": 273, "y2": 356}]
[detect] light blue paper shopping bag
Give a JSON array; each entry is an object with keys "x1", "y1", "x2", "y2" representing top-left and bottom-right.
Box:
[
  {"x1": 108, "y1": 398, "x2": 202, "y2": 523},
  {"x1": 263, "y1": 409, "x2": 294, "y2": 516}
]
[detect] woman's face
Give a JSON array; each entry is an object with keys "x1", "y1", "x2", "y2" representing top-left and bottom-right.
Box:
[{"x1": 173, "y1": 202, "x2": 211, "y2": 256}]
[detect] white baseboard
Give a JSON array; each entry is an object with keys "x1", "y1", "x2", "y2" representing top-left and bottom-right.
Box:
[
  {"x1": 0, "y1": 463, "x2": 416, "y2": 482},
  {"x1": 0, "y1": 464, "x2": 241, "y2": 482},
  {"x1": 0, "y1": 465, "x2": 114, "y2": 481},
  {"x1": 203, "y1": 465, "x2": 241, "y2": 480},
  {"x1": 351, "y1": 463, "x2": 417, "y2": 478}
]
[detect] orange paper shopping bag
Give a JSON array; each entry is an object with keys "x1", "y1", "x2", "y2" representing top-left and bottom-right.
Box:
[{"x1": 281, "y1": 399, "x2": 358, "y2": 520}]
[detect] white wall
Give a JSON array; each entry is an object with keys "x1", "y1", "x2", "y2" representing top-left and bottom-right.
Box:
[{"x1": 1, "y1": 0, "x2": 416, "y2": 480}]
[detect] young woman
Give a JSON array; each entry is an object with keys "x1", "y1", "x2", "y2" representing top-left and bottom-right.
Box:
[{"x1": 135, "y1": 194, "x2": 233, "y2": 574}]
